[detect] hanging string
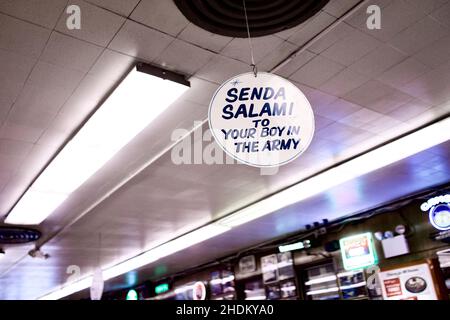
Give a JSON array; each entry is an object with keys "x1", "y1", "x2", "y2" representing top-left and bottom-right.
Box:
[{"x1": 242, "y1": 0, "x2": 257, "y2": 77}]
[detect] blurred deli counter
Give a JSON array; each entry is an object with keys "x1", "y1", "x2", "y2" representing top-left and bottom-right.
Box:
[{"x1": 116, "y1": 190, "x2": 450, "y2": 301}]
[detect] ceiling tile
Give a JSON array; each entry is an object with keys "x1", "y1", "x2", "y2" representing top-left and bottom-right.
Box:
[
  {"x1": 220, "y1": 36, "x2": 285, "y2": 65},
  {"x1": 258, "y1": 41, "x2": 298, "y2": 72},
  {"x1": 13, "y1": 81, "x2": 74, "y2": 115},
  {"x1": 321, "y1": 28, "x2": 382, "y2": 66},
  {"x1": 108, "y1": 20, "x2": 173, "y2": 63},
  {"x1": 88, "y1": 49, "x2": 135, "y2": 82},
  {"x1": 314, "y1": 98, "x2": 362, "y2": 121},
  {"x1": 85, "y1": 0, "x2": 140, "y2": 16},
  {"x1": 0, "y1": 80, "x2": 24, "y2": 107},
  {"x1": 58, "y1": 74, "x2": 118, "y2": 121},
  {"x1": 388, "y1": 98, "x2": 433, "y2": 121},
  {"x1": 181, "y1": 77, "x2": 219, "y2": 106},
  {"x1": 130, "y1": 0, "x2": 190, "y2": 37},
  {"x1": 376, "y1": 57, "x2": 430, "y2": 89},
  {"x1": 0, "y1": 139, "x2": 33, "y2": 159},
  {"x1": 283, "y1": 11, "x2": 336, "y2": 45},
  {"x1": 404, "y1": 0, "x2": 450, "y2": 14},
  {"x1": 290, "y1": 55, "x2": 345, "y2": 87},
  {"x1": 316, "y1": 121, "x2": 367, "y2": 142},
  {"x1": 389, "y1": 16, "x2": 449, "y2": 55},
  {"x1": 0, "y1": 122, "x2": 45, "y2": 143},
  {"x1": 0, "y1": 0, "x2": 67, "y2": 29},
  {"x1": 196, "y1": 55, "x2": 249, "y2": 84},
  {"x1": 348, "y1": 44, "x2": 406, "y2": 77},
  {"x1": 344, "y1": 80, "x2": 397, "y2": 107},
  {"x1": 274, "y1": 49, "x2": 316, "y2": 78},
  {"x1": 0, "y1": 48, "x2": 37, "y2": 84},
  {"x1": 365, "y1": 115, "x2": 404, "y2": 134},
  {"x1": 28, "y1": 61, "x2": 85, "y2": 92},
  {"x1": 55, "y1": 0, "x2": 125, "y2": 47},
  {"x1": 346, "y1": 0, "x2": 424, "y2": 41},
  {"x1": 40, "y1": 32, "x2": 104, "y2": 72},
  {"x1": 413, "y1": 35, "x2": 450, "y2": 68},
  {"x1": 305, "y1": 88, "x2": 339, "y2": 108},
  {"x1": 177, "y1": 23, "x2": 232, "y2": 53},
  {"x1": 338, "y1": 108, "x2": 384, "y2": 128},
  {"x1": 430, "y1": 2, "x2": 450, "y2": 27},
  {"x1": 399, "y1": 63, "x2": 450, "y2": 104},
  {"x1": 0, "y1": 13, "x2": 50, "y2": 59},
  {"x1": 308, "y1": 22, "x2": 355, "y2": 54},
  {"x1": 323, "y1": 0, "x2": 362, "y2": 17},
  {"x1": 155, "y1": 39, "x2": 215, "y2": 76},
  {"x1": 319, "y1": 67, "x2": 369, "y2": 96},
  {"x1": 366, "y1": 89, "x2": 414, "y2": 113},
  {"x1": 7, "y1": 105, "x2": 55, "y2": 131}
]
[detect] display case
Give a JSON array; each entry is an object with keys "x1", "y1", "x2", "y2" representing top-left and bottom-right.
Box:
[
  {"x1": 337, "y1": 269, "x2": 369, "y2": 300},
  {"x1": 303, "y1": 262, "x2": 340, "y2": 300}
]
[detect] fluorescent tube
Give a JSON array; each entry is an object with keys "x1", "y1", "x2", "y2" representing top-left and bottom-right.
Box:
[
  {"x1": 6, "y1": 65, "x2": 189, "y2": 225},
  {"x1": 38, "y1": 224, "x2": 229, "y2": 300},
  {"x1": 217, "y1": 117, "x2": 450, "y2": 228},
  {"x1": 38, "y1": 117, "x2": 449, "y2": 299}
]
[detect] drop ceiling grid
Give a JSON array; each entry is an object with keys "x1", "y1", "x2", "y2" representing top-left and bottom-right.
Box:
[{"x1": 0, "y1": 0, "x2": 449, "y2": 299}]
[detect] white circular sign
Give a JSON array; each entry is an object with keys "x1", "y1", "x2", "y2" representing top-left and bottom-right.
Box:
[{"x1": 208, "y1": 72, "x2": 315, "y2": 167}]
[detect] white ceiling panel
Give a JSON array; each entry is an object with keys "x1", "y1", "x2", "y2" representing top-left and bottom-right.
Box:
[
  {"x1": 27, "y1": 61, "x2": 85, "y2": 92},
  {"x1": 321, "y1": 28, "x2": 383, "y2": 66},
  {"x1": 282, "y1": 11, "x2": 336, "y2": 45},
  {"x1": 430, "y1": 1, "x2": 450, "y2": 27},
  {"x1": 413, "y1": 35, "x2": 450, "y2": 68},
  {"x1": 178, "y1": 23, "x2": 233, "y2": 53},
  {"x1": 313, "y1": 98, "x2": 363, "y2": 121},
  {"x1": 0, "y1": 0, "x2": 67, "y2": 29},
  {"x1": 308, "y1": 22, "x2": 355, "y2": 54},
  {"x1": 108, "y1": 20, "x2": 173, "y2": 63},
  {"x1": 130, "y1": 0, "x2": 189, "y2": 37},
  {"x1": 348, "y1": 43, "x2": 406, "y2": 77},
  {"x1": 55, "y1": 0, "x2": 125, "y2": 47},
  {"x1": 274, "y1": 49, "x2": 316, "y2": 78},
  {"x1": 196, "y1": 55, "x2": 249, "y2": 84},
  {"x1": 389, "y1": 16, "x2": 449, "y2": 55},
  {"x1": 319, "y1": 67, "x2": 369, "y2": 96},
  {"x1": 323, "y1": 0, "x2": 362, "y2": 17},
  {"x1": 346, "y1": 0, "x2": 425, "y2": 41},
  {"x1": 40, "y1": 32, "x2": 104, "y2": 72},
  {"x1": 376, "y1": 57, "x2": 430, "y2": 89},
  {"x1": 0, "y1": 13, "x2": 50, "y2": 59},
  {"x1": 154, "y1": 39, "x2": 215, "y2": 76},
  {"x1": 289, "y1": 55, "x2": 345, "y2": 87},
  {"x1": 85, "y1": 0, "x2": 140, "y2": 17},
  {"x1": 220, "y1": 36, "x2": 285, "y2": 65},
  {"x1": 0, "y1": 0, "x2": 449, "y2": 300},
  {"x1": 0, "y1": 48, "x2": 36, "y2": 85}
]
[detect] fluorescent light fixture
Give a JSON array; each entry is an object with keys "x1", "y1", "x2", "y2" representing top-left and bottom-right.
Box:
[
  {"x1": 245, "y1": 295, "x2": 267, "y2": 300},
  {"x1": 217, "y1": 117, "x2": 450, "y2": 228},
  {"x1": 279, "y1": 241, "x2": 305, "y2": 252},
  {"x1": 339, "y1": 281, "x2": 367, "y2": 290},
  {"x1": 337, "y1": 270, "x2": 363, "y2": 278},
  {"x1": 305, "y1": 275, "x2": 337, "y2": 286},
  {"x1": 38, "y1": 117, "x2": 450, "y2": 299},
  {"x1": 6, "y1": 64, "x2": 189, "y2": 225},
  {"x1": 38, "y1": 224, "x2": 229, "y2": 300},
  {"x1": 306, "y1": 287, "x2": 339, "y2": 295}
]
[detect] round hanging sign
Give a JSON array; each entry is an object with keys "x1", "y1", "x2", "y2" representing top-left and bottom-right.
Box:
[{"x1": 208, "y1": 72, "x2": 315, "y2": 167}]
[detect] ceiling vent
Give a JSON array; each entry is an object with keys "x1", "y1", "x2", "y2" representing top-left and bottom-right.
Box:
[
  {"x1": 0, "y1": 227, "x2": 41, "y2": 244},
  {"x1": 174, "y1": 0, "x2": 330, "y2": 38}
]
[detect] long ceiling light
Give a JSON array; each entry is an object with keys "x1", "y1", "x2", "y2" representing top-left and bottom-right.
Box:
[
  {"x1": 5, "y1": 64, "x2": 189, "y2": 225},
  {"x1": 39, "y1": 224, "x2": 229, "y2": 300},
  {"x1": 38, "y1": 116, "x2": 450, "y2": 299},
  {"x1": 217, "y1": 117, "x2": 450, "y2": 228}
]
